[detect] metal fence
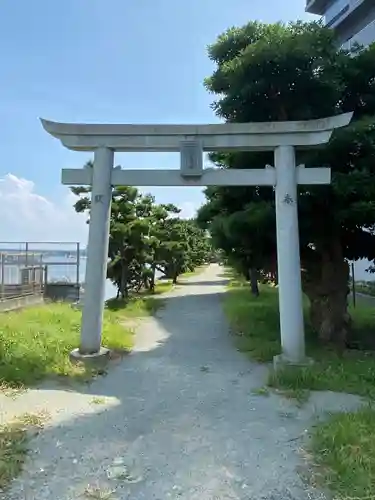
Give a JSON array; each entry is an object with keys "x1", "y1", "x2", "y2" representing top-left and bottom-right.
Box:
[
  {"x1": 0, "y1": 242, "x2": 82, "y2": 302},
  {"x1": 0, "y1": 252, "x2": 44, "y2": 300}
]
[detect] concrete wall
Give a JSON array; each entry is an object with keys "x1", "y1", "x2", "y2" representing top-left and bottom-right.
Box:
[
  {"x1": 0, "y1": 282, "x2": 80, "y2": 314},
  {"x1": 44, "y1": 283, "x2": 80, "y2": 302},
  {"x1": 0, "y1": 293, "x2": 43, "y2": 312},
  {"x1": 345, "y1": 17, "x2": 375, "y2": 46},
  {"x1": 1, "y1": 283, "x2": 42, "y2": 299},
  {"x1": 0, "y1": 282, "x2": 80, "y2": 313}
]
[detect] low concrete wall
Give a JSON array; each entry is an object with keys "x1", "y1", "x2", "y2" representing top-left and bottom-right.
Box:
[
  {"x1": 44, "y1": 283, "x2": 80, "y2": 302},
  {"x1": 0, "y1": 283, "x2": 80, "y2": 312},
  {"x1": 0, "y1": 293, "x2": 44, "y2": 312},
  {"x1": 2, "y1": 284, "x2": 42, "y2": 299}
]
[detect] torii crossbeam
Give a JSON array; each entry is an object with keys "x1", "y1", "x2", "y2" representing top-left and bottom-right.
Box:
[{"x1": 41, "y1": 113, "x2": 353, "y2": 367}]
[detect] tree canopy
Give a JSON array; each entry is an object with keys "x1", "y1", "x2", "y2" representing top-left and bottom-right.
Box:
[
  {"x1": 72, "y1": 164, "x2": 212, "y2": 298},
  {"x1": 197, "y1": 20, "x2": 375, "y2": 346}
]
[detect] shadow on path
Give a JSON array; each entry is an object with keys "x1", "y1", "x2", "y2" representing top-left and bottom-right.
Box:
[
  {"x1": 176, "y1": 279, "x2": 229, "y2": 287},
  {"x1": 3, "y1": 265, "x2": 358, "y2": 500}
]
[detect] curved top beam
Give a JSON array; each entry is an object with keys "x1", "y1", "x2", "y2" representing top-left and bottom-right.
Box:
[
  {"x1": 40, "y1": 113, "x2": 353, "y2": 138},
  {"x1": 40, "y1": 113, "x2": 353, "y2": 152}
]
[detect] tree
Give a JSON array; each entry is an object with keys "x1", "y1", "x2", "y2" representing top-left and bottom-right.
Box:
[
  {"x1": 198, "y1": 21, "x2": 375, "y2": 346},
  {"x1": 72, "y1": 167, "x2": 211, "y2": 296},
  {"x1": 155, "y1": 218, "x2": 211, "y2": 283},
  {"x1": 143, "y1": 202, "x2": 181, "y2": 289},
  {"x1": 73, "y1": 179, "x2": 154, "y2": 298}
]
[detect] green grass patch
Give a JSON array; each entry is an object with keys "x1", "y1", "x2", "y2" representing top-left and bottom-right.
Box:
[
  {"x1": 225, "y1": 279, "x2": 375, "y2": 497},
  {"x1": 154, "y1": 279, "x2": 174, "y2": 294},
  {"x1": 223, "y1": 281, "x2": 281, "y2": 362},
  {"x1": 0, "y1": 302, "x2": 135, "y2": 388},
  {"x1": 267, "y1": 348, "x2": 375, "y2": 399},
  {"x1": 251, "y1": 386, "x2": 270, "y2": 397},
  {"x1": 90, "y1": 396, "x2": 107, "y2": 405},
  {"x1": 0, "y1": 411, "x2": 50, "y2": 490},
  {"x1": 354, "y1": 280, "x2": 375, "y2": 297},
  {"x1": 105, "y1": 278, "x2": 173, "y2": 315},
  {"x1": 224, "y1": 281, "x2": 375, "y2": 398},
  {"x1": 161, "y1": 266, "x2": 208, "y2": 286},
  {"x1": 310, "y1": 405, "x2": 375, "y2": 498},
  {"x1": 106, "y1": 295, "x2": 165, "y2": 317},
  {"x1": 0, "y1": 279, "x2": 173, "y2": 389},
  {"x1": 273, "y1": 385, "x2": 311, "y2": 406}
]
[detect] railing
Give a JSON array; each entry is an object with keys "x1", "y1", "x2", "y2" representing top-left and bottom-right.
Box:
[
  {"x1": 0, "y1": 242, "x2": 82, "y2": 303},
  {"x1": 0, "y1": 252, "x2": 44, "y2": 300}
]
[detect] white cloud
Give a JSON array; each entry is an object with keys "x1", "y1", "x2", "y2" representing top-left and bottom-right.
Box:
[
  {"x1": 0, "y1": 174, "x2": 88, "y2": 244},
  {"x1": 0, "y1": 174, "x2": 202, "y2": 246}
]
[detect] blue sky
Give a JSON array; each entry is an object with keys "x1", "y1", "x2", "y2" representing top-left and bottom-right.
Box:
[{"x1": 0, "y1": 0, "x2": 313, "y2": 243}]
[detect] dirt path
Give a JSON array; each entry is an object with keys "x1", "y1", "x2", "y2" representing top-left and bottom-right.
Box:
[{"x1": 3, "y1": 265, "x2": 362, "y2": 500}]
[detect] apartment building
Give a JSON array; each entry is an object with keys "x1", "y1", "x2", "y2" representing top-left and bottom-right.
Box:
[
  {"x1": 306, "y1": 0, "x2": 375, "y2": 48},
  {"x1": 306, "y1": 1, "x2": 375, "y2": 282}
]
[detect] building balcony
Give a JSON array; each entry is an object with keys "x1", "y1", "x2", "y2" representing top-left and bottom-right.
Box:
[
  {"x1": 342, "y1": 18, "x2": 375, "y2": 48},
  {"x1": 306, "y1": 0, "x2": 367, "y2": 20},
  {"x1": 325, "y1": 1, "x2": 350, "y2": 28},
  {"x1": 306, "y1": 0, "x2": 330, "y2": 15}
]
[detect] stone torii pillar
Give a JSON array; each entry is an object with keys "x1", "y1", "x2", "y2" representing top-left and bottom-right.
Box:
[{"x1": 41, "y1": 113, "x2": 352, "y2": 366}]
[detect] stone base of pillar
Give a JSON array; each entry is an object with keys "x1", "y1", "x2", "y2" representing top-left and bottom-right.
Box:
[
  {"x1": 273, "y1": 354, "x2": 314, "y2": 370},
  {"x1": 69, "y1": 347, "x2": 110, "y2": 366}
]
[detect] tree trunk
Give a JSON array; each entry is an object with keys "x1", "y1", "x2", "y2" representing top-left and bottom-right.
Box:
[
  {"x1": 172, "y1": 270, "x2": 178, "y2": 285},
  {"x1": 243, "y1": 267, "x2": 250, "y2": 281},
  {"x1": 150, "y1": 266, "x2": 156, "y2": 293},
  {"x1": 164, "y1": 264, "x2": 174, "y2": 280},
  {"x1": 249, "y1": 268, "x2": 259, "y2": 297},
  {"x1": 120, "y1": 260, "x2": 129, "y2": 299},
  {"x1": 273, "y1": 270, "x2": 278, "y2": 286},
  {"x1": 302, "y1": 243, "x2": 351, "y2": 348}
]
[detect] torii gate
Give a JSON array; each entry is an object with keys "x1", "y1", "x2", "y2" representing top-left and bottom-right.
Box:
[{"x1": 41, "y1": 113, "x2": 352, "y2": 367}]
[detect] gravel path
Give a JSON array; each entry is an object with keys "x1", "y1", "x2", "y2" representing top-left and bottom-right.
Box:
[{"x1": 2, "y1": 264, "x2": 362, "y2": 500}]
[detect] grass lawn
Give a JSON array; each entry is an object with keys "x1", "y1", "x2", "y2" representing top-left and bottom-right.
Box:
[
  {"x1": 106, "y1": 279, "x2": 172, "y2": 315},
  {"x1": 0, "y1": 411, "x2": 50, "y2": 490},
  {"x1": 310, "y1": 405, "x2": 375, "y2": 498},
  {"x1": 224, "y1": 278, "x2": 375, "y2": 398},
  {"x1": 0, "y1": 303, "x2": 133, "y2": 388},
  {"x1": 354, "y1": 280, "x2": 375, "y2": 297},
  {"x1": 224, "y1": 276, "x2": 375, "y2": 498},
  {"x1": 0, "y1": 282, "x2": 170, "y2": 389}
]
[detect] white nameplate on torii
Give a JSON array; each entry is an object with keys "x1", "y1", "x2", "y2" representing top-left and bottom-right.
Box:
[{"x1": 61, "y1": 165, "x2": 330, "y2": 187}]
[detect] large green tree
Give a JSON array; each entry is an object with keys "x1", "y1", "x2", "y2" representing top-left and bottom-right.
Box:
[
  {"x1": 153, "y1": 217, "x2": 211, "y2": 283},
  {"x1": 72, "y1": 166, "x2": 211, "y2": 296},
  {"x1": 198, "y1": 21, "x2": 375, "y2": 346},
  {"x1": 73, "y1": 181, "x2": 156, "y2": 298}
]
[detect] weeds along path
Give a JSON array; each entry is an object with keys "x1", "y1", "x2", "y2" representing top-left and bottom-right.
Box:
[{"x1": 3, "y1": 265, "x2": 362, "y2": 500}]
